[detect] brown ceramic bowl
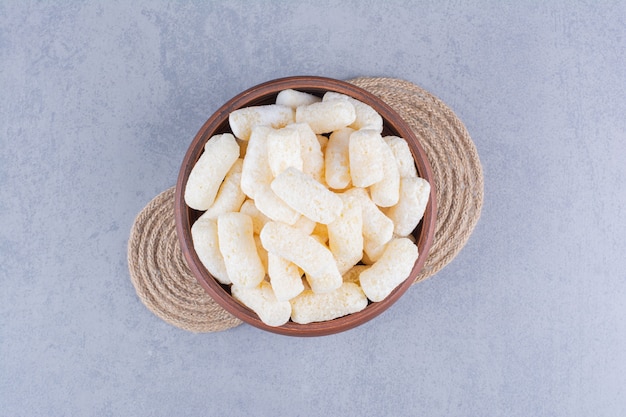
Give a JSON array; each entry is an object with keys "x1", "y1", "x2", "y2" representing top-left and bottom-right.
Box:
[{"x1": 175, "y1": 76, "x2": 436, "y2": 336}]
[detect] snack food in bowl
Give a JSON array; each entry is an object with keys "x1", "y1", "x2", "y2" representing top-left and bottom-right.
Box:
[{"x1": 175, "y1": 76, "x2": 436, "y2": 336}]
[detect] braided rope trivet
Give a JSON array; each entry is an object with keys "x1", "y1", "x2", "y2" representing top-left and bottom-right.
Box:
[
  {"x1": 127, "y1": 77, "x2": 483, "y2": 332},
  {"x1": 127, "y1": 187, "x2": 242, "y2": 332},
  {"x1": 349, "y1": 77, "x2": 483, "y2": 282}
]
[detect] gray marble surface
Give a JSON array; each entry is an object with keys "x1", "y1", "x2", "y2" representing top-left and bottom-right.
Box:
[{"x1": 2, "y1": 1, "x2": 625, "y2": 416}]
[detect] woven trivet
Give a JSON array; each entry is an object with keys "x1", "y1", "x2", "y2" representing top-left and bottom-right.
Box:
[
  {"x1": 348, "y1": 77, "x2": 484, "y2": 282},
  {"x1": 127, "y1": 77, "x2": 483, "y2": 332},
  {"x1": 128, "y1": 187, "x2": 242, "y2": 332}
]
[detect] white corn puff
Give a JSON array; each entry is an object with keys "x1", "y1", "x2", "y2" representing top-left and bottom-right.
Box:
[
  {"x1": 290, "y1": 282, "x2": 368, "y2": 324},
  {"x1": 343, "y1": 187, "x2": 394, "y2": 249},
  {"x1": 275, "y1": 89, "x2": 321, "y2": 108},
  {"x1": 260, "y1": 221, "x2": 342, "y2": 294},
  {"x1": 325, "y1": 127, "x2": 353, "y2": 190},
  {"x1": 240, "y1": 125, "x2": 274, "y2": 200},
  {"x1": 384, "y1": 177, "x2": 430, "y2": 236},
  {"x1": 271, "y1": 167, "x2": 343, "y2": 225},
  {"x1": 254, "y1": 185, "x2": 301, "y2": 226},
  {"x1": 185, "y1": 133, "x2": 239, "y2": 210},
  {"x1": 327, "y1": 192, "x2": 363, "y2": 274},
  {"x1": 231, "y1": 281, "x2": 291, "y2": 327},
  {"x1": 229, "y1": 104, "x2": 294, "y2": 141},
  {"x1": 359, "y1": 238, "x2": 418, "y2": 302},
  {"x1": 296, "y1": 100, "x2": 356, "y2": 134},
  {"x1": 217, "y1": 212, "x2": 265, "y2": 288},
  {"x1": 383, "y1": 135, "x2": 418, "y2": 178},
  {"x1": 197, "y1": 159, "x2": 245, "y2": 219},
  {"x1": 369, "y1": 140, "x2": 400, "y2": 207},
  {"x1": 239, "y1": 199, "x2": 271, "y2": 235},
  {"x1": 349, "y1": 129, "x2": 386, "y2": 188},
  {"x1": 266, "y1": 127, "x2": 303, "y2": 177},
  {"x1": 288, "y1": 122, "x2": 325, "y2": 183},
  {"x1": 191, "y1": 217, "x2": 230, "y2": 285},
  {"x1": 268, "y1": 253, "x2": 305, "y2": 301},
  {"x1": 323, "y1": 91, "x2": 383, "y2": 133}
]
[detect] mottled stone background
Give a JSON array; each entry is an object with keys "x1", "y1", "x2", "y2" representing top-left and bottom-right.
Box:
[{"x1": 1, "y1": 1, "x2": 625, "y2": 416}]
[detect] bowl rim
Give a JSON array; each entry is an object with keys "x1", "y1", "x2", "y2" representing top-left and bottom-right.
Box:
[{"x1": 174, "y1": 75, "x2": 437, "y2": 336}]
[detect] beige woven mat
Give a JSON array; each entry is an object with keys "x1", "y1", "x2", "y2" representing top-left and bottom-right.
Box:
[
  {"x1": 127, "y1": 77, "x2": 483, "y2": 333},
  {"x1": 127, "y1": 187, "x2": 243, "y2": 332}
]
